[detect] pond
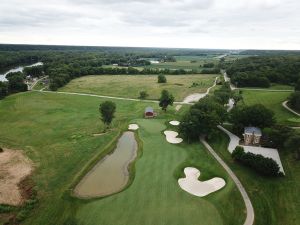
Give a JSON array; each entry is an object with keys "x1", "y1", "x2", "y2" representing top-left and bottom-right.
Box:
[
  {"x1": 74, "y1": 131, "x2": 138, "y2": 198},
  {"x1": 0, "y1": 62, "x2": 43, "y2": 82}
]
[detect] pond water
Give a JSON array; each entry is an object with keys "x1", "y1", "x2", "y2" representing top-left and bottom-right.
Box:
[
  {"x1": 0, "y1": 62, "x2": 43, "y2": 82},
  {"x1": 74, "y1": 131, "x2": 138, "y2": 198}
]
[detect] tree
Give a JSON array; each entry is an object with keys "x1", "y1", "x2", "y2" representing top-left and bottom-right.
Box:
[
  {"x1": 285, "y1": 134, "x2": 300, "y2": 160},
  {"x1": 179, "y1": 97, "x2": 226, "y2": 142},
  {"x1": 230, "y1": 104, "x2": 275, "y2": 131},
  {"x1": 159, "y1": 90, "x2": 174, "y2": 111},
  {"x1": 0, "y1": 82, "x2": 8, "y2": 99},
  {"x1": 139, "y1": 91, "x2": 148, "y2": 99},
  {"x1": 158, "y1": 74, "x2": 167, "y2": 83},
  {"x1": 6, "y1": 72, "x2": 27, "y2": 93},
  {"x1": 99, "y1": 101, "x2": 116, "y2": 129},
  {"x1": 232, "y1": 146, "x2": 245, "y2": 160},
  {"x1": 262, "y1": 125, "x2": 294, "y2": 148}
]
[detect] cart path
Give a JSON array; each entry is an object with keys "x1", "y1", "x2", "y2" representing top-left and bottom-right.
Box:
[
  {"x1": 200, "y1": 138, "x2": 254, "y2": 225},
  {"x1": 35, "y1": 90, "x2": 192, "y2": 105},
  {"x1": 282, "y1": 101, "x2": 300, "y2": 117}
]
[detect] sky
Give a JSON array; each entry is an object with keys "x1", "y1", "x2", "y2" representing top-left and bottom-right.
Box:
[{"x1": 0, "y1": 0, "x2": 300, "y2": 50}]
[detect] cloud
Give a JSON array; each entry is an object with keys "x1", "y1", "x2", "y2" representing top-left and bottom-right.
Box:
[{"x1": 0, "y1": 0, "x2": 299, "y2": 49}]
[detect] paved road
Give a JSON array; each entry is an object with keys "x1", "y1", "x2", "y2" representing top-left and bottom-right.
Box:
[
  {"x1": 282, "y1": 101, "x2": 300, "y2": 116},
  {"x1": 200, "y1": 138, "x2": 255, "y2": 225}
]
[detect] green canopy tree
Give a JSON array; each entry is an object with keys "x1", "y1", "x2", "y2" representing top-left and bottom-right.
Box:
[
  {"x1": 179, "y1": 97, "x2": 226, "y2": 142},
  {"x1": 230, "y1": 104, "x2": 275, "y2": 132},
  {"x1": 159, "y1": 90, "x2": 174, "y2": 111},
  {"x1": 99, "y1": 101, "x2": 116, "y2": 130}
]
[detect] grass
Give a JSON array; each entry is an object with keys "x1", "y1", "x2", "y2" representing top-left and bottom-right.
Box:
[
  {"x1": 241, "y1": 90, "x2": 300, "y2": 126},
  {"x1": 59, "y1": 74, "x2": 218, "y2": 101},
  {"x1": 0, "y1": 91, "x2": 159, "y2": 224},
  {"x1": 208, "y1": 130, "x2": 300, "y2": 225},
  {"x1": 76, "y1": 119, "x2": 245, "y2": 225},
  {"x1": 0, "y1": 91, "x2": 245, "y2": 225}
]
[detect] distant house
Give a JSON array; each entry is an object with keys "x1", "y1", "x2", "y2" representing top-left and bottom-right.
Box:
[
  {"x1": 144, "y1": 107, "x2": 155, "y2": 118},
  {"x1": 243, "y1": 127, "x2": 262, "y2": 145}
]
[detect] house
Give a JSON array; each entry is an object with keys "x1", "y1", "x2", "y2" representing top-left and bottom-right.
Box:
[
  {"x1": 243, "y1": 127, "x2": 262, "y2": 145},
  {"x1": 144, "y1": 107, "x2": 155, "y2": 118}
]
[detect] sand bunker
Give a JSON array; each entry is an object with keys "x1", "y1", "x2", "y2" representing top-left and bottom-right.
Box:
[
  {"x1": 169, "y1": 120, "x2": 180, "y2": 126},
  {"x1": 175, "y1": 105, "x2": 182, "y2": 111},
  {"x1": 178, "y1": 167, "x2": 225, "y2": 197},
  {"x1": 128, "y1": 124, "x2": 139, "y2": 130},
  {"x1": 164, "y1": 131, "x2": 183, "y2": 144},
  {"x1": 0, "y1": 149, "x2": 33, "y2": 205}
]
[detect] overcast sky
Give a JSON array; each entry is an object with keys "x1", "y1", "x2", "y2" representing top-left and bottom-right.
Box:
[{"x1": 0, "y1": 0, "x2": 299, "y2": 50}]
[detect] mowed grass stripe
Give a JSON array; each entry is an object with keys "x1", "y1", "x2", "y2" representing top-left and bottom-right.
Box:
[{"x1": 77, "y1": 119, "x2": 245, "y2": 225}]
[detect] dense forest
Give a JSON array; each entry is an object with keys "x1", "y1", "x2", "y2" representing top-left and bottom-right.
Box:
[{"x1": 226, "y1": 56, "x2": 300, "y2": 87}]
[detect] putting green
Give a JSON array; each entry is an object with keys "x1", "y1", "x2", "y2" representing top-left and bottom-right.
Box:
[{"x1": 76, "y1": 119, "x2": 244, "y2": 225}]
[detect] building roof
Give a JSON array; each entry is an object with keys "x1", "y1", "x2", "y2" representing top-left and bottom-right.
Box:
[
  {"x1": 145, "y1": 107, "x2": 154, "y2": 113},
  {"x1": 244, "y1": 127, "x2": 262, "y2": 136}
]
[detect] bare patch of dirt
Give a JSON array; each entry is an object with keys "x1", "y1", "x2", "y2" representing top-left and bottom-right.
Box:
[{"x1": 0, "y1": 149, "x2": 34, "y2": 206}]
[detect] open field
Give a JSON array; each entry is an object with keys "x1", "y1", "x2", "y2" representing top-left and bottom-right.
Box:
[
  {"x1": 0, "y1": 92, "x2": 244, "y2": 225},
  {"x1": 208, "y1": 130, "x2": 300, "y2": 225},
  {"x1": 241, "y1": 90, "x2": 300, "y2": 126},
  {"x1": 59, "y1": 74, "x2": 218, "y2": 101},
  {"x1": 76, "y1": 119, "x2": 245, "y2": 225}
]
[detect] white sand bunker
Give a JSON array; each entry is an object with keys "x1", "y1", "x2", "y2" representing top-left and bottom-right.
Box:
[
  {"x1": 178, "y1": 167, "x2": 226, "y2": 197},
  {"x1": 128, "y1": 124, "x2": 139, "y2": 130},
  {"x1": 169, "y1": 120, "x2": 180, "y2": 126},
  {"x1": 164, "y1": 131, "x2": 183, "y2": 144}
]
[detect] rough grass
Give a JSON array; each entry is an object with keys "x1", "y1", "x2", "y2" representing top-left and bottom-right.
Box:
[
  {"x1": 241, "y1": 90, "x2": 300, "y2": 126},
  {"x1": 76, "y1": 119, "x2": 245, "y2": 225},
  {"x1": 208, "y1": 130, "x2": 300, "y2": 225},
  {"x1": 59, "y1": 74, "x2": 217, "y2": 101}
]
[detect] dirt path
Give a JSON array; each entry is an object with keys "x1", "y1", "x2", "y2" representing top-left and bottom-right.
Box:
[{"x1": 200, "y1": 138, "x2": 254, "y2": 225}]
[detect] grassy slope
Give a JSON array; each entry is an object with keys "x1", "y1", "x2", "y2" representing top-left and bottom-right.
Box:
[
  {"x1": 77, "y1": 119, "x2": 245, "y2": 225},
  {"x1": 208, "y1": 130, "x2": 300, "y2": 225},
  {"x1": 0, "y1": 92, "x2": 157, "y2": 224},
  {"x1": 59, "y1": 74, "x2": 217, "y2": 101},
  {"x1": 241, "y1": 90, "x2": 300, "y2": 126}
]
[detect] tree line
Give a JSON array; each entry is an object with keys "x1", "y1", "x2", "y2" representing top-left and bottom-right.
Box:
[{"x1": 225, "y1": 56, "x2": 300, "y2": 88}]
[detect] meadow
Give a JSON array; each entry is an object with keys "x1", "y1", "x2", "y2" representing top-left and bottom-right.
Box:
[
  {"x1": 208, "y1": 130, "x2": 300, "y2": 225},
  {"x1": 59, "y1": 74, "x2": 218, "y2": 101},
  {"x1": 0, "y1": 91, "x2": 244, "y2": 225},
  {"x1": 241, "y1": 90, "x2": 300, "y2": 126}
]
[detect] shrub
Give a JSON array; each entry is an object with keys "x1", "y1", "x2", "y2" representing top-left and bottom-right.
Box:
[
  {"x1": 232, "y1": 146, "x2": 245, "y2": 160},
  {"x1": 158, "y1": 74, "x2": 167, "y2": 83},
  {"x1": 139, "y1": 91, "x2": 148, "y2": 99},
  {"x1": 232, "y1": 146, "x2": 281, "y2": 176}
]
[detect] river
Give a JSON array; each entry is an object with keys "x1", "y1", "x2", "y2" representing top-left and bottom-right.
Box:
[{"x1": 0, "y1": 62, "x2": 43, "y2": 82}]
